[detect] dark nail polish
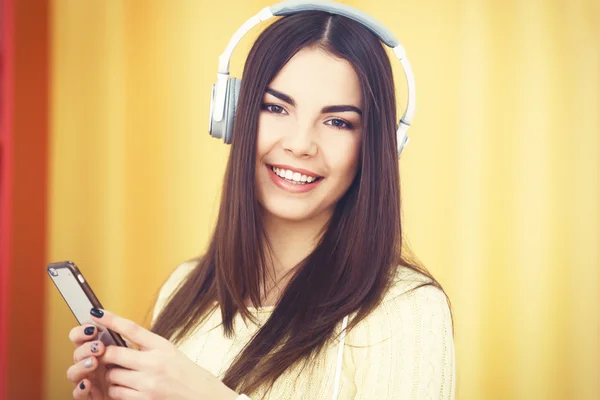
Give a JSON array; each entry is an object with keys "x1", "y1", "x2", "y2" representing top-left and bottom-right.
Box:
[
  {"x1": 90, "y1": 308, "x2": 104, "y2": 318},
  {"x1": 84, "y1": 326, "x2": 95, "y2": 336},
  {"x1": 79, "y1": 381, "x2": 85, "y2": 390}
]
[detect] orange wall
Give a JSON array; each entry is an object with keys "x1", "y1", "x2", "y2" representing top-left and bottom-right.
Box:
[{"x1": 0, "y1": 0, "x2": 49, "y2": 399}]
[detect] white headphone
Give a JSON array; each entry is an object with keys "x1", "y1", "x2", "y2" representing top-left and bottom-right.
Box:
[{"x1": 208, "y1": 0, "x2": 416, "y2": 157}]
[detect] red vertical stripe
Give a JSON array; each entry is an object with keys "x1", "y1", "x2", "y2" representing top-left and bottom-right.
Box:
[
  {"x1": 0, "y1": 0, "x2": 14, "y2": 397},
  {"x1": 1, "y1": 0, "x2": 49, "y2": 398}
]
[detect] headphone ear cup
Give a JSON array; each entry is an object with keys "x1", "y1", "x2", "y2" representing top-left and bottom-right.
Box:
[
  {"x1": 396, "y1": 121, "x2": 410, "y2": 157},
  {"x1": 208, "y1": 78, "x2": 241, "y2": 143},
  {"x1": 208, "y1": 83, "x2": 219, "y2": 139},
  {"x1": 223, "y1": 78, "x2": 241, "y2": 145}
]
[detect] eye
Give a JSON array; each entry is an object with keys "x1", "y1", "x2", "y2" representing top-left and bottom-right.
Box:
[
  {"x1": 261, "y1": 104, "x2": 288, "y2": 115},
  {"x1": 325, "y1": 118, "x2": 353, "y2": 130}
]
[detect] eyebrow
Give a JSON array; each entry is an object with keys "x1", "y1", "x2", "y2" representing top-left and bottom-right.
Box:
[{"x1": 265, "y1": 87, "x2": 362, "y2": 116}]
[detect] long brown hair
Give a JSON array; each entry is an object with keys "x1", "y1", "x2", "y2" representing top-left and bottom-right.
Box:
[{"x1": 152, "y1": 11, "x2": 451, "y2": 395}]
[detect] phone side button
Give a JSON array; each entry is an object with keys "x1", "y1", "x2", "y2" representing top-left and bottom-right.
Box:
[{"x1": 78, "y1": 274, "x2": 85, "y2": 283}]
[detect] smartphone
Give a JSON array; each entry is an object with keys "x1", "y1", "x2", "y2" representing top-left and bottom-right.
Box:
[{"x1": 47, "y1": 261, "x2": 127, "y2": 347}]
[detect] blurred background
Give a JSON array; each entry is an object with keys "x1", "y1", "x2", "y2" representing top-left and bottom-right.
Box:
[{"x1": 0, "y1": 0, "x2": 598, "y2": 399}]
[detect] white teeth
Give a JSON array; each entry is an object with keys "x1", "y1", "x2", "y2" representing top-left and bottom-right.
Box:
[{"x1": 270, "y1": 166, "x2": 319, "y2": 185}]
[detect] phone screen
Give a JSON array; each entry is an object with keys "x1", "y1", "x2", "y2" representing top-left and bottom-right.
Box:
[{"x1": 47, "y1": 261, "x2": 127, "y2": 347}]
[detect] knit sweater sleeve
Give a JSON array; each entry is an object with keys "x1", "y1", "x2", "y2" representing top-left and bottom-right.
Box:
[{"x1": 347, "y1": 278, "x2": 455, "y2": 400}]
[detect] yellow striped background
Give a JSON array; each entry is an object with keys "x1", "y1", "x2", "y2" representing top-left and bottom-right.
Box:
[{"x1": 46, "y1": 1, "x2": 599, "y2": 399}]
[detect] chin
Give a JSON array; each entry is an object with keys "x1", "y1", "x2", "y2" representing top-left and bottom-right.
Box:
[{"x1": 261, "y1": 201, "x2": 322, "y2": 223}]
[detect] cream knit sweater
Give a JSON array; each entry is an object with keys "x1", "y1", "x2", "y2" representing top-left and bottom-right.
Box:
[{"x1": 152, "y1": 262, "x2": 455, "y2": 400}]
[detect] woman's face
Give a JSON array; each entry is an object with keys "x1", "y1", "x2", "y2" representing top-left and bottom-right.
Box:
[{"x1": 255, "y1": 46, "x2": 362, "y2": 223}]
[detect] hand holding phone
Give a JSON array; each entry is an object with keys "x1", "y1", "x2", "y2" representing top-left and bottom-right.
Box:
[
  {"x1": 47, "y1": 261, "x2": 127, "y2": 347},
  {"x1": 47, "y1": 261, "x2": 127, "y2": 398}
]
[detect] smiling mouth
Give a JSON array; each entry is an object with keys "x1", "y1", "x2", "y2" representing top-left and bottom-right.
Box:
[{"x1": 268, "y1": 165, "x2": 323, "y2": 185}]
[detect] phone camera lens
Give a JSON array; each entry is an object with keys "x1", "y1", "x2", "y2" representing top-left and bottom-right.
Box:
[{"x1": 48, "y1": 268, "x2": 58, "y2": 277}]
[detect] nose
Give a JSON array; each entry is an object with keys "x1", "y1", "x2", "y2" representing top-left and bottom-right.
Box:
[{"x1": 280, "y1": 121, "x2": 318, "y2": 158}]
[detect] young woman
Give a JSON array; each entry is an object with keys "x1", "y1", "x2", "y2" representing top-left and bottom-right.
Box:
[{"x1": 66, "y1": 6, "x2": 455, "y2": 400}]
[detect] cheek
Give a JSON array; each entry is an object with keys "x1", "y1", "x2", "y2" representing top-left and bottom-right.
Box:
[
  {"x1": 256, "y1": 115, "x2": 283, "y2": 159},
  {"x1": 323, "y1": 134, "x2": 361, "y2": 181}
]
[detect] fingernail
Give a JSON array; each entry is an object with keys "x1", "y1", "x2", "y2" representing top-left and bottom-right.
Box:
[
  {"x1": 84, "y1": 326, "x2": 95, "y2": 335},
  {"x1": 90, "y1": 308, "x2": 104, "y2": 318},
  {"x1": 84, "y1": 358, "x2": 93, "y2": 369},
  {"x1": 79, "y1": 381, "x2": 85, "y2": 390},
  {"x1": 90, "y1": 341, "x2": 99, "y2": 354}
]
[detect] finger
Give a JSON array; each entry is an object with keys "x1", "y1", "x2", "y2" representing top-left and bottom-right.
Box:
[
  {"x1": 66, "y1": 356, "x2": 98, "y2": 385},
  {"x1": 69, "y1": 324, "x2": 99, "y2": 347},
  {"x1": 89, "y1": 308, "x2": 167, "y2": 350},
  {"x1": 108, "y1": 384, "x2": 145, "y2": 400},
  {"x1": 89, "y1": 382, "x2": 104, "y2": 400},
  {"x1": 73, "y1": 340, "x2": 105, "y2": 363},
  {"x1": 105, "y1": 367, "x2": 144, "y2": 391},
  {"x1": 72, "y1": 378, "x2": 90, "y2": 399},
  {"x1": 101, "y1": 344, "x2": 147, "y2": 371},
  {"x1": 123, "y1": 337, "x2": 139, "y2": 350}
]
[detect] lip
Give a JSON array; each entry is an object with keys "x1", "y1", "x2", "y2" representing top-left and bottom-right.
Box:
[
  {"x1": 266, "y1": 165, "x2": 323, "y2": 194},
  {"x1": 268, "y1": 164, "x2": 321, "y2": 179}
]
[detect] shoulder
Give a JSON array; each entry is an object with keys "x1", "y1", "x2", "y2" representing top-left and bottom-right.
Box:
[
  {"x1": 385, "y1": 265, "x2": 438, "y2": 299},
  {"x1": 165, "y1": 260, "x2": 197, "y2": 288},
  {"x1": 151, "y1": 260, "x2": 198, "y2": 323},
  {"x1": 347, "y1": 265, "x2": 452, "y2": 346},
  {"x1": 380, "y1": 265, "x2": 448, "y2": 314},
  {"x1": 345, "y1": 266, "x2": 456, "y2": 398}
]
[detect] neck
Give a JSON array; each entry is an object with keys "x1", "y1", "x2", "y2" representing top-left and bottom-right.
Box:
[{"x1": 258, "y1": 209, "x2": 331, "y2": 302}]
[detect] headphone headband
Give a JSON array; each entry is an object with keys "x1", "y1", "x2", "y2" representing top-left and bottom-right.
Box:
[
  {"x1": 271, "y1": 1, "x2": 399, "y2": 47},
  {"x1": 210, "y1": 0, "x2": 416, "y2": 157}
]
